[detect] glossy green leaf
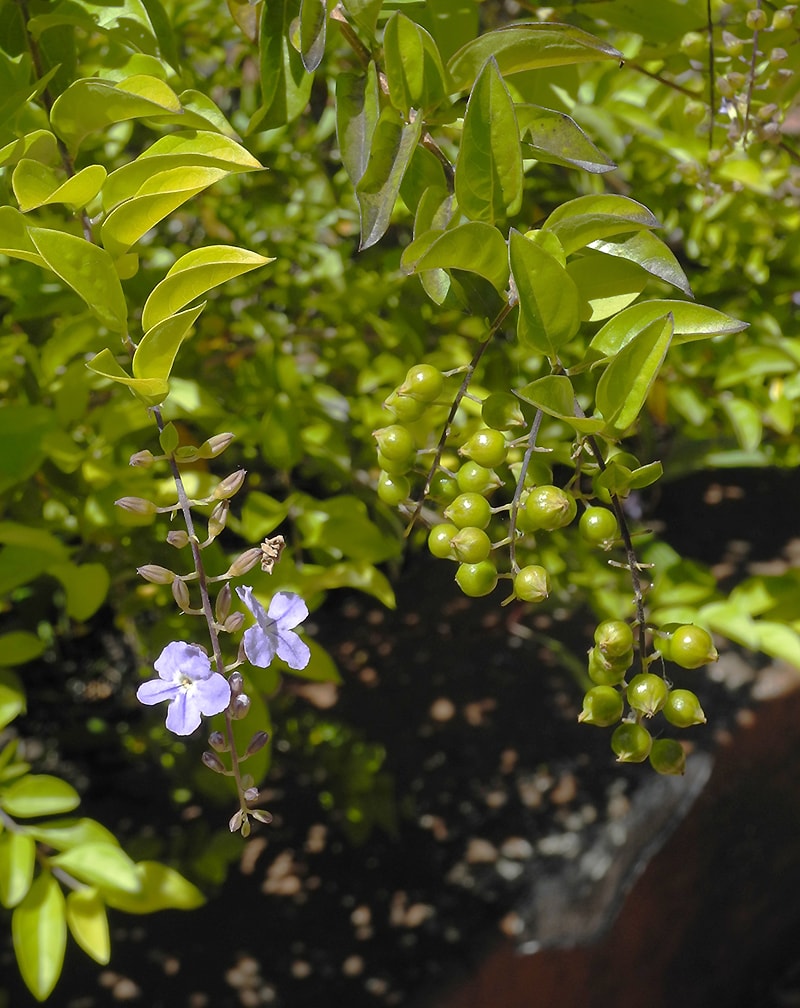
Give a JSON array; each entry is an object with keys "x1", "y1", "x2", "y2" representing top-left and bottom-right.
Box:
[
  {"x1": 543, "y1": 194, "x2": 660, "y2": 255},
  {"x1": 595, "y1": 313, "x2": 674, "y2": 436},
  {"x1": 51, "y1": 843, "x2": 140, "y2": 895},
  {"x1": 132, "y1": 302, "x2": 206, "y2": 395},
  {"x1": 50, "y1": 75, "x2": 182, "y2": 152},
  {"x1": 516, "y1": 374, "x2": 605, "y2": 434},
  {"x1": 296, "y1": 495, "x2": 398, "y2": 564},
  {"x1": 0, "y1": 131, "x2": 58, "y2": 169},
  {"x1": 28, "y1": 228, "x2": 127, "y2": 332},
  {"x1": 401, "y1": 222, "x2": 510, "y2": 295},
  {"x1": 26, "y1": 818, "x2": 119, "y2": 852},
  {"x1": 335, "y1": 64, "x2": 380, "y2": 186},
  {"x1": 0, "y1": 521, "x2": 69, "y2": 594},
  {"x1": 299, "y1": 0, "x2": 326, "y2": 71},
  {"x1": 227, "y1": 0, "x2": 260, "y2": 41},
  {"x1": 12, "y1": 872, "x2": 66, "y2": 1001},
  {"x1": 412, "y1": 185, "x2": 454, "y2": 303},
  {"x1": 291, "y1": 640, "x2": 343, "y2": 684},
  {"x1": 517, "y1": 104, "x2": 615, "y2": 174},
  {"x1": 66, "y1": 888, "x2": 110, "y2": 965},
  {"x1": 85, "y1": 350, "x2": 168, "y2": 406},
  {"x1": 253, "y1": 0, "x2": 314, "y2": 130},
  {"x1": 12, "y1": 161, "x2": 106, "y2": 212},
  {"x1": 448, "y1": 22, "x2": 623, "y2": 90},
  {"x1": 0, "y1": 633, "x2": 43, "y2": 668},
  {"x1": 0, "y1": 830, "x2": 35, "y2": 908},
  {"x1": 0, "y1": 668, "x2": 26, "y2": 731},
  {"x1": 104, "y1": 861, "x2": 205, "y2": 914},
  {"x1": 100, "y1": 166, "x2": 229, "y2": 257},
  {"x1": 455, "y1": 57, "x2": 522, "y2": 224},
  {"x1": 591, "y1": 301, "x2": 748, "y2": 355},
  {"x1": 142, "y1": 246, "x2": 273, "y2": 332},
  {"x1": 1, "y1": 775, "x2": 80, "y2": 818},
  {"x1": 48, "y1": 562, "x2": 110, "y2": 622},
  {"x1": 720, "y1": 396, "x2": 762, "y2": 453},
  {"x1": 567, "y1": 252, "x2": 648, "y2": 322},
  {"x1": 356, "y1": 106, "x2": 422, "y2": 249},
  {"x1": 510, "y1": 228, "x2": 580, "y2": 357},
  {"x1": 383, "y1": 12, "x2": 449, "y2": 118},
  {"x1": 340, "y1": 0, "x2": 382, "y2": 37},
  {"x1": 589, "y1": 231, "x2": 692, "y2": 297},
  {"x1": 0, "y1": 206, "x2": 46, "y2": 267}
]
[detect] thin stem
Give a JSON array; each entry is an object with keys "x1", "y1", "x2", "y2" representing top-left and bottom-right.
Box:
[{"x1": 508, "y1": 408, "x2": 544, "y2": 573}]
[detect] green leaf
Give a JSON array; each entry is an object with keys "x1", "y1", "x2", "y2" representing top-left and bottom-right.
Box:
[
  {"x1": 0, "y1": 668, "x2": 26, "y2": 731},
  {"x1": 260, "y1": 391, "x2": 304, "y2": 469},
  {"x1": 129, "y1": 302, "x2": 206, "y2": 403},
  {"x1": 355, "y1": 106, "x2": 422, "y2": 249},
  {"x1": 0, "y1": 633, "x2": 43, "y2": 667},
  {"x1": 26, "y1": 818, "x2": 120, "y2": 852},
  {"x1": 299, "y1": 0, "x2": 327, "y2": 72},
  {"x1": 0, "y1": 130, "x2": 58, "y2": 169},
  {"x1": 0, "y1": 206, "x2": 46, "y2": 267},
  {"x1": 720, "y1": 396, "x2": 763, "y2": 453},
  {"x1": 589, "y1": 231, "x2": 692, "y2": 297},
  {"x1": 543, "y1": 194, "x2": 660, "y2": 255},
  {"x1": 142, "y1": 246, "x2": 273, "y2": 332},
  {"x1": 510, "y1": 228, "x2": 580, "y2": 357},
  {"x1": 0, "y1": 830, "x2": 35, "y2": 908},
  {"x1": 48, "y1": 562, "x2": 110, "y2": 622},
  {"x1": 517, "y1": 104, "x2": 615, "y2": 174},
  {"x1": 516, "y1": 374, "x2": 605, "y2": 434},
  {"x1": 383, "y1": 12, "x2": 449, "y2": 118},
  {"x1": 410, "y1": 185, "x2": 453, "y2": 302},
  {"x1": 51, "y1": 843, "x2": 140, "y2": 895},
  {"x1": 401, "y1": 222, "x2": 510, "y2": 294},
  {"x1": 567, "y1": 252, "x2": 648, "y2": 322},
  {"x1": 296, "y1": 495, "x2": 398, "y2": 564},
  {"x1": 595, "y1": 313, "x2": 674, "y2": 437},
  {"x1": 66, "y1": 888, "x2": 110, "y2": 965},
  {"x1": 28, "y1": 228, "x2": 127, "y2": 332},
  {"x1": 340, "y1": 0, "x2": 382, "y2": 37},
  {"x1": 290, "y1": 640, "x2": 343, "y2": 684},
  {"x1": 335, "y1": 64, "x2": 380, "y2": 186},
  {"x1": 12, "y1": 872, "x2": 66, "y2": 1001},
  {"x1": 12, "y1": 161, "x2": 106, "y2": 212},
  {"x1": 448, "y1": 22, "x2": 623, "y2": 90},
  {"x1": 591, "y1": 301, "x2": 748, "y2": 355},
  {"x1": 1, "y1": 775, "x2": 80, "y2": 818},
  {"x1": 103, "y1": 862, "x2": 205, "y2": 914},
  {"x1": 455, "y1": 57, "x2": 522, "y2": 224},
  {"x1": 253, "y1": 0, "x2": 314, "y2": 131},
  {"x1": 85, "y1": 350, "x2": 167, "y2": 405}
]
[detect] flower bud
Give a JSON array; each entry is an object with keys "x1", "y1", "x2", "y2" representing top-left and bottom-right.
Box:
[
  {"x1": 229, "y1": 672, "x2": 244, "y2": 696},
  {"x1": 208, "y1": 731, "x2": 229, "y2": 752},
  {"x1": 167, "y1": 529, "x2": 190, "y2": 548},
  {"x1": 226, "y1": 548, "x2": 263, "y2": 577},
  {"x1": 208, "y1": 501, "x2": 230, "y2": 539},
  {"x1": 250, "y1": 809, "x2": 273, "y2": 825},
  {"x1": 244, "y1": 730, "x2": 270, "y2": 759},
  {"x1": 202, "y1": 751, "x2": 227, "y2": 774},
  {"x1": 215, "y1": 583, "x2": 232, "y2": 623},
  {"x1": 223, "y1": 612, "x2": 245, "y2": 633},
  {"x1": 137, "y1": 565, "x2": 176, "y2": 584},
  {"x1": 129, "y1": 449, "x2": 156, "y2": 467},
  {"x1": 231, "y1": 693, "x2": 251, "y2": 719},
  {"x1": 115, "y1": 496, "x2": 159, "y2": 515},
  {"x1": 200, "y1": 433, "x2": 236, "y2": 459},
  {"x1": 229, "y1": 809, "x2": 245, "y2": 833},
  {"x1": 243, "y1": 786, "x2": 259, "y2": 802},
  {"x1": 213, "y1": 469, "x2": 247, "y2": 501},
  {"x1": 172, "y1": 579, "x2": 192, "y2": 612}
]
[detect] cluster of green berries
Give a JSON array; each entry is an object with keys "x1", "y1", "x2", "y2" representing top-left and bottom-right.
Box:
[{"x1": 579, "y1": 620, "x2": 717, "y2": 774}]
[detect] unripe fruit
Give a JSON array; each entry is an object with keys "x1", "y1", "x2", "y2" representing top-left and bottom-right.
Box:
[
  {"x1": 680, "y1": 31, "x2": 706, "y2": 57},
  {"x1": 772, "y1": 9, "x2": 794, "y2": 30},
  {"x1": 459, "y1": 428, "x2": 508, "y2": 468},
  {"x1": 579, "y1": 506, "x2": 619, "y2": 546},
  {"x1": 374, "y1": 425, "x2": 415, "y2": 462},
  {"x1": 377, "y1": 471, "x2": 410, "y2": 506},
  {"x1": 428, "y1": 471, "x2": 459, "y2": 503},
  {"x1": 611, "y1": 722, "x2": 652, "y2": 763},
  {"x1": 524, "y1": 485, "x2": 577, "y2": 531},
  {"x1": 455, "y1": 560, "x2": 498, "y2": 597},
  {"x1": 400, "y1": 364, "x2": 443, "y2": 402},
  {"x1": 451, "y1": 526, "x2": 492, "y2": 564},
  {"x1": 578, "y1": 686, "x2": 624, "y2": 727},
  {"x1": 514, "y1": 564, "x2": 550, "y2": 603},
  {"x1": 377, "y1": 450, "x2": 412, "y2": 476},
  {"x1": 444, "y1": 492, "x2": 492, "y2": 530},
  {"x1": 594, "y1": 619, "x2": 634, "y2": 659},
  {"x1": 746, "y1": 8, "x2": 768, "y2": 30},
  {"x1": 626, "y1": 673, "x2": 669, "y2": 718},
  {"x1": 649, "y1": 738, "x2": 686, "y2": 775},
  {"x1": 664, "y1": 689, "x2": 707, "y2": 727},
  {"x1": 587, "y1": 645, "x2": 630, "y2": 686},
  {"x1": 384, "y1": 390, "x2": 427, "y2": 422},
  {"x1": 456, "y1": 461, "x2": 501, "y2": 495},
  {"x1": 481, "y1": 391, "x2": 525, "y2": 430},
  {"x1": 428, "y1": 523, "x2": 458, "y2": 559},
  {"x1": 668, "y1": 625, "x2": 718, "y2": 669}
]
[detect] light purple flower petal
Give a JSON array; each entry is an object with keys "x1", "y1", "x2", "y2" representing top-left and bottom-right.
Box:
[
  {"x1": 242, "y1": 623, "x2": 276, "y2": 668},
  {"x1": 137, "y1": 679, "x2": 181, "y2": 706},
  {"x1": 236, "y1": 586, "x2": 311, "y2": 671},
  {"x1": 276, "y1": 630, "x2": 311, "y2": 670},
  {"x1": 154, "y1": 641, "x2": 211, "y2": 681},
  {"x1": 137, "y1": 640, "x2": 230, "y2": 737},
  {"x1": 267, "y1": 591, "x2": 308, "y2": 629},
  {"x1": 194, "y1": 673, "x2": 233, "y2": 717},
  {"x1": 165, "y1": 688, "x2": 203, "y2": 736}
]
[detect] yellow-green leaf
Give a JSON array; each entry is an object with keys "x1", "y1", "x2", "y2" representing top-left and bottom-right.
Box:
[
  {"x1": 1, "y1": 775, "x2": 80, "y2": 818},
  {"x1": 133, "y1": 302, "x2": 206, "y2": 387},
  {"x1": 0, "y1": 130, "x2": 58, "y2": 169},
  {"x1": 0, "y1": 668, "x2": 26, "y2": 731},
  {"x1": 0, "y1": 632, "x2": 43, "y2": 667},
  {"x1": 13, "y1": 161, "x2": 106, "y2": 212},
  {"x1": 51, "y1": 843, "x2": 140, "y2": 895},
  {"x1": 12, "y1": 872, "x2": 66, "y2": 1001},
  {"x1": 0, "y1": 830, "x2": 35, "y2": 908},
  {"x1": 66, "y1": 888, "x2": 110, "y2": 965},
  {"x1": 104, "y1": 861, "x2": 205, "y2": 914},
  {"x1": 85, "y1": 349, "x2": 169, "y2": 406}
]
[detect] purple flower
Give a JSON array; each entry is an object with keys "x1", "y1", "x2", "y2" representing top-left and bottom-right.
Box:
[
  {"x1": 136, "y1": 642, "x2": 231, "y2": 736},
  {"x1": 236, "y1": 586, "x2": 310, "y2": 670}
]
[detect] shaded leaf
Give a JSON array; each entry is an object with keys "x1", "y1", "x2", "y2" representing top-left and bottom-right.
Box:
[
  {"x1": 510, "y1": 228, "x2": 580, "y2": 357},
  {"x1": 0, "y1": 633, "x2": 43, "y2": 668},
  {"x1": 516, "y1": 374, "x2": 605, "y2": 434},
  {"x1": 340, "y1": 0, "x2": 382, "y2": 37},
  {"x1": 299, "y1": 0, "x2": 327, "y2": 71},
  {"x1": 589, "y1": 230, "x2": 692, "y2": 297},
  {"x1": 253, "y1": 0, "x2": 314, "y2": 130},
  {"x1": 335, "y1": 64, "x2": 380, "y2": 186},
  {"x1": 12, "y1": 872, "x2": 66, "y2": 1001},
  {"x1": 0, "y1": 668, "x2": 26, "y2": 732},
  {"x1": 383, "y1": 11, "x2": 449, "y2": 118},
  {"x1": 48, "y1": 562, "x2": 110, "y2": 622},
  {"x1": 517, "y1": 103, "x2": 615, "y2": 173}
]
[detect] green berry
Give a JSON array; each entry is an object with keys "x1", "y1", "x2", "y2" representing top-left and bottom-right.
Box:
[
  {"x1": 377, "y1": 471, "x2": 410, "y2": 506},
  {"x1": 456, "y1": 461, "x2": 500, "y2": 495},
  {"x1": 514, "y1": 565, "x2": 550, "y2": 603},
  {"x1": 374, "y1": 424, "x2": 415, "y2": 462},
  {"x1": 384, "y1": 390, "x2": 427, "y2": 422},
  {"x1": 400, "y1": 364, "x2": 443, "y2": 402},
  {"x1": 664, "y1": 689, "x2": 707, "y2": 728},
  {"x1": 377, "y1": 450, "x2": 412, "y2": 476},
  {"x1": 611, "y1": 722, "x2": 652, "y2": 763},
  {"x1": 594, "y1": 619, "x2": 634, "y2": 659},
  {"x1": 450, "y1": 526, "x2": 492, "y2": 564},
  {"x1": 772, "y1": 10, "x2": 794, "y2": 31},
  {"x1": 428, "y1": 471, "x2": 459, "y2": 503},
  {"x1": 669, "y1": 625, "x2": 718, "y2": 670},
  {"x1": 680, "y1": 30, "x2": 706, "y2": 58},
  {"x1": 578, "y1": 686, "x2": 624, "y2": 727},
  {"x1": 455, "y1": 560, "x2": 498, "y2": 597},
  {"x1": 459, "y1": 428, "x2": 508, "y2": 469},
  {"x1": 587, "y1": 645, "x2": 630, "y2": 686},
  {"x1": 481, "y1": 392, "x2": 525, "y2": 430},
  {"x1": 444, "y1": 492, "x2": 492, "y2": 530},
  {"x1": 579, "y1": 506, "x2": 619, "y2": 546},
  {"x1": 523, "y1": 485, "x2": 577, "y2": 532},
  {"x1": 649, "y1": 738, "x2": 686, "y2": 775},
  {"x1": 428, "y1": 523, "x2": 458, "y2": 560},
  {"x1": 746, "y1": 9, "x2": 768, "y2": 30},
  {"x1": 626, "y1": 673, "x2": 669, "y2": 718}
]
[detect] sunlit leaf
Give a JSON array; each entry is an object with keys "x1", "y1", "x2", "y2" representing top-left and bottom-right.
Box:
[
  {"x1": 51, "y1": 843, "x2": 141, "y2": 895},
  {"x1": 1, "y1": 775, "x2": 80, "y2": 817},
  {"x1": 383, "y1": 11, "x2": 449, "y2": 118},
  {"x1": 516, "y1": 374, "x2": 605, "y2": 433},
  {"x1": 13, "y1": 161, "x2": 106, "y2": 212},
  {"x1": 589, "y1": 230, "x2": 692, "y2": 297},
  {"x1": 591, "y1": 300, "x2": 748, "y2": 355},
  {"x1": 401, "y1": 221, "x2": 510, "y2": 294},
  {"x1": 12, "y1": 872, "x2": 66, "y2": 1001},
  {"x1": 510, "y1": 228, "x2": 580, "y2": 356},
  {"x1": 543, "y1": 194, "x2": 659, "y2": 255},
  {"x1": 567, "y1": 252, "x2": 648, "y2": 321},
  {"x1": 0, "y1": 668, "x2": 26, "y2": 732},
  {"x1": 517, "y1": 104, "x2": 615, "y2": 173},
  {"x1": 103, "y1": 862, "x2": 205, "y2": 913},
  {"x1": 0, "y1": 830, "x2": 35, "y2": 908},
  {"x1": 66, "y1": 889, "x2": 110, "y2": 965}
]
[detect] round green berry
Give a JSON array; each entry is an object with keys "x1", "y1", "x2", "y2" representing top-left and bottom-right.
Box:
[
  {"x1": 611, "y1": 722, "x2": 652, "y2": 763},
  {"x1": 680, "y1": 30, "x2": 706, "y2": 57},
  {"x1": 459, "y1": 428, "x2": 508, "y2": 469},
  {"x1": 587, "y1": 645, "x2": 630, "y2": 686},
  {"x1": 579, "y1": 506, "x2": 619, "y2": 546},
  {"x1": 664, "y1": 689, "x2": 707, "y2": 728},
  {"x1": 746, "y1": 8, "x2": 768, "y2": 30},
  {"x1": 377, "y1": 450, "x2": 412, "y2": 476},
  {"x1": 384, "y1": 390, "x2": 427, "y2": 422},
  {"x1": 455, "y1": 560, "x2": 498, "y2": 597},
  {"x1": 374, "y1": 424, "x2": 415, "y2": 462},
  {"x1": 481, "y1": 392, "x2": 525, "y2": 430},
  {"x1": 772, "y1": 9, "x2": 794, "y2": 31},
  {"x1": 514, "y1": 565, "x2": 550, "y2": 603},
  {"x1": 428, "y1": 523, "x2": 458, "y2": 560},
  {"x1": 428, "y1": 471, "x2": 459, "y2": 504},
  {"x1": 578, "y1": 686, "x2": 624, "y2": 727},
  {"x1": 669, "y1": 625, "x2": 718, "y2": 670},
  {"x1": 400, "y1": 364, "x2": 443, "y2": 403},
  {"x1": 444, "y1": 492, "x2": 492, "y2": 530},
  {"x1": 456, "y1": 461, "x2": 500, "y2": 495},
  {"x1": 626, "y1": 673, "x2": 669, "y2": 718},
  {"x1": 594, "y1": 620, "x2": 634, "y2": 659},
  {"x1": 377, "y1": 471, "x2": 410, "y2": 506},
  {"x1": 523, "y1": 485, "x2": 577, "y2": 532},
  {"x1": 649, "y1": 738, "x2": 686, "y2": 776},
  {"x1": 451, "y1": 526, "x2": 492, "y2": 564}
]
